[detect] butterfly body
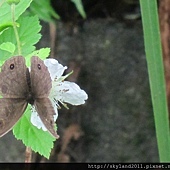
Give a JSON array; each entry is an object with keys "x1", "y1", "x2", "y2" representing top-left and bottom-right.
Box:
[{"x1": 0, "y1": 56, "x2": 59, "y2": 138}]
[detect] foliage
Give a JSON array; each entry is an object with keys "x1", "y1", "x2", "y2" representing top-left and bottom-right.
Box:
[
  {"x1": 13, "y1": 106, "x2": 56, "y2": 159},
  {"x1": 140, "y1": 0, "x2": 170, "y2": 162},
  {"x1": 0, "y1": 0, "x2": 56, "y2": 159},
  {"x1": 29, "y1": 0, "x2": 86, "y2": 22},
  {"x1": 29, "y1": 0, "x2": 60, "y2": 22},
  {"x1": 71, "y1": 0, "x2": 86, "y2": 19}
]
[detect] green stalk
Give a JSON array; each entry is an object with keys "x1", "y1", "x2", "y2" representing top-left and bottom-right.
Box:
[
  {"x1": 140, "y1": 0, "x2": 170, "y2": 162},
  {"x1": 11, "y1": 3, "x2": 21, "y2": 55}
]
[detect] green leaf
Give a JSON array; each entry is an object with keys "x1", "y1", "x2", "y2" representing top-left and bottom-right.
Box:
[
  {"x1": 26, "y1": 48, "x2": 50, "y2": 66},
  {"x1": 29, "y1": 0, "x2": 60, "y2": 22},
  {"x1": 0, "y1": 0, "x2": 33, "y2": 25},
  {"x1": 18, "y1": 15, "x2": 41, "y2": 55},
  {"x1": 0, "y1": 15, "x2": 41, "y2": 58},
  {"x1": 0, "y1": 42, "x2": 15, "y2": 54},
  {"x1": 0, "y1": 22, "x2": 13, "y2": 35},
  {"x1": 71, "y1": 0, "x2": 86, "y2": 19},
  {"x1": 13, "y1": 106, "x2": 56, "y2": 159},
  {"x1": 140, "y1": 0, "x2": 170, "y2": 162}
]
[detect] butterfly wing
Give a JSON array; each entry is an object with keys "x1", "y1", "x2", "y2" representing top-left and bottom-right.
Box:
[
  {"x1": 30, "y1": 56, "x2": 52, "y2": 98},
  {"x1": 34, "y1": 98, "x2": 59, "y2": 138},
  {"x1": 30, "y1": 56, "x2": 59, "y2": 138},
  {"x1": 0, "y1": 98, "x2": 27, "y2": 137},
  {"x1": 0, "y1": 56, "x2": 29, "y2": 137},
  {"x1": 0, "y1": 56, "x2": 29, "y2": 98}
]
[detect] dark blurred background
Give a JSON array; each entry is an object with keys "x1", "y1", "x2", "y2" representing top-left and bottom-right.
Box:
[{"x1": 0, "y1": 0, "x2": 159, "y2": 162}]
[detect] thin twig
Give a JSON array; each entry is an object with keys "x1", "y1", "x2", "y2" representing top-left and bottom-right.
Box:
[{"x1": 25, "y1": 146, "x2": 32, "y2": 163}]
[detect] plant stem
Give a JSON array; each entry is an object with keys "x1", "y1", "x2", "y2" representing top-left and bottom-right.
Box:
[
  {"x1": 0, "y1": 0, "x2": 5, "y2": 7},
  {"x1": 25, "y1": 146, "x2": 32, "y2": 162},
  {"x1": 11, "y1": 3, "x2": 21, "y2": 55}
]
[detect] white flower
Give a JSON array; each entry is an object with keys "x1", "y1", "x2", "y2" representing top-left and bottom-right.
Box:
[{"x1": 31, "y1": 58, "x2": 88, "y2": 131}]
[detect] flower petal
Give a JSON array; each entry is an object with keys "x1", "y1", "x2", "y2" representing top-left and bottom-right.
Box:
[
  {"x1": 30, "y1": 106, "x2": 58, "y2": 131},
  {"x1": 51, "y1": 99, "x2": 59, "y2": 120},
  {"x1": 44, "y1": 59, "x2": 67, "y2": 80},
  {"x1": 31, "y1": 110, "x2": 47, "y2": 131},
  {"x1": 52, "y1": 81, "x2": 88, "y2": 105}
]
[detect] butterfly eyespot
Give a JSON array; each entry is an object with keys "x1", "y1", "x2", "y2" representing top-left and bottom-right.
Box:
[
  {"x1": 37, "y1": 64, "x2": 41, "y2": 70},
  {"x1": 10, "y1": 64, "x2": 14, "y2": 70}
]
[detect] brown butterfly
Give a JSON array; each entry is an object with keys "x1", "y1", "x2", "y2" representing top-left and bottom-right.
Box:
[{"x1": 0, "y1": 56, "x2": 59, "y2": 138}]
